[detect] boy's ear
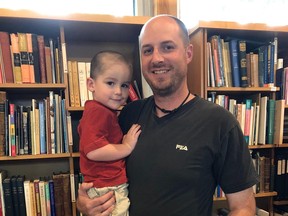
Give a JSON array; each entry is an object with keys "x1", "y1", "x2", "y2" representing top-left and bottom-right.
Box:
[{"x1": 87, "y1": 77, "x2": 95, "y2": 92}]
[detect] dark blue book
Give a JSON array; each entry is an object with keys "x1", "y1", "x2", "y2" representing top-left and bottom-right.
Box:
[
  {"x1": 238, "y1": 40, "x2": 248, "y2": 87},
  {"x1": 257, "y1": 45, "x2": 267, "y2": 87},
  {"x1": 3, "y1": 177, "x2": 15, "y2": 215},
  {"x1": 229, "y1": 39, "x2": 241, "y2": 87},
  {"x1": 49, "y1": 179, "x2": 56, "y2": 216}
]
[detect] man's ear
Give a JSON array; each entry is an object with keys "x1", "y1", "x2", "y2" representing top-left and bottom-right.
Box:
[{"x1": 186, "y1": 44, "x2": 193, "y2": 64}]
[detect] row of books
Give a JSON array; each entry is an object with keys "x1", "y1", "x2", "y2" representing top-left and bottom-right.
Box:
[
  {"x1": 67, "y1": 60, "x2": 141, "y2": 108},
  {"x1": 214, "y1": 151, "x2": 273, "y2": 198},
  {"x1": 274, "y1": 151, "x2": 288, "y2": 201},
  {"x1": 207, "y1": 35, "x2": 278, "y2": 88},
  {"x1": 0, "y1": 170, "x2": 74, "y2": 216},
  {"x1": 276, "y1": 67, "x2": 288, "y2": 105},
  {"x1": 210, "y1": 93, "x2": 284, "y2": 145},
  {"x1": 0, "y1": 91, "x2": 73, "y2": 156},
  {"x1": 0, "y1": 31, "x2": 64, "y2": 84},
  {"x1": 251, "y1": 151, "x2": 273, "y2": 194}
]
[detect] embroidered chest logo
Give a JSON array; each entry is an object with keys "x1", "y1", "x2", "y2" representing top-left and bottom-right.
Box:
[{"x1": 176, "y1": 144, "x2": 188, "y2": 151}]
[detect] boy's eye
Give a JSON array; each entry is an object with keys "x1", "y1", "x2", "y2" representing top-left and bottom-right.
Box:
[
  {"x1": 107, "y1": 81, "x2": 115, "y2": 86},
  {"x1": 121, "y1": 83, "x2": 129, "y2": 88}
]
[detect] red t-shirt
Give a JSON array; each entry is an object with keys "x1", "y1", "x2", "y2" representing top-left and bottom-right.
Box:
[{"x1": 78, "y1": 100, "x2": 127, "y2": 187}]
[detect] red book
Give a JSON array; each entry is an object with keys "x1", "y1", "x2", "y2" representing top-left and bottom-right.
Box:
[
  {"x1": 128, "y1": 84, "x2": 139, "y2": 101},
  {"x1": 0, "y1": 32, "x2": 14, "y2": 83}
]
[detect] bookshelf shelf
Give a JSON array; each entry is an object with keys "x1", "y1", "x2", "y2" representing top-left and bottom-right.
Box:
[
  {"x1": 207, "y1": 87, "x2": 279, "y2": 92},
  {"x1": 0, "y1": 153, "x2": 70, "y2": 161},
  {"x1": 274, "y1": 200, "x2": 288, "y2": 205}
]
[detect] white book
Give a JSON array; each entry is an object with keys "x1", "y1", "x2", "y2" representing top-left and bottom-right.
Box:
[
  {"x1": 70, "y1": 174, "x2": 76, "y2": 202},
  {"x1": 78, "y1": 62, "x2": 89, "y2": 107},
  {"x1": 39, "y1": 180, "x2": 47, "y2": 216},
  {"x1": 258, "y1": 96, "x2": 268, "y2": 144},
  {"x1": 24, "y1": 180, "x2": 32, "y2": 216},
  {"x1": 253, "y1": 105, "x2": 260, "y2": 145},
  {"x1": 0, "y1": 170, "x2": 7, "y2": 216},
  {"x1": 49, "y1": 91, "x2": 56, "y2": 154},
  {"x1": 85, "y1": 62, "x2": 93, "y2": 100}
]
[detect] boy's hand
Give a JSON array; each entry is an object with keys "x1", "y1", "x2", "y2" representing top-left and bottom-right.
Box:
[{"x1": 122, "y1": 124, "x2": 141, "y2": 150}]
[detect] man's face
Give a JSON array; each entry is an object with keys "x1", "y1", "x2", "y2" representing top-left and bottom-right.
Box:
[{"x1": 139, "y1": 16, "x2": 193, "y2": 97}]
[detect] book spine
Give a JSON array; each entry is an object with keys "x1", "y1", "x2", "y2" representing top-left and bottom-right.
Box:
[
  {"x1": 10, "y1": 33, "x2": 22, "y2": 84},
  {"x1": 37, "y1": 35, "x2": 47, "y2": 83},
  {"x1": 18, "y1": 32, "x2": 31, "y2": 83},
  {"x1": 0, "y1": 32, "x2": 14, "y2": 83},
  {"x1": 128, "y1": 84, "x2": 139, "y2": 101},
  {"x1": 238, "y1": 40, "x2": 248, "y2": 87},
  {"x1": 229, "y1": 39, "x2": 240, "y2": 87},
  {"x1": 9, "y1": 103, "x2": 16, "y2": 156}
]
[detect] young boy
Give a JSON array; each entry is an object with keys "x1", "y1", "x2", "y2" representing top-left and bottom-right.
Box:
[{"x1": 78, "y1": 51, "x2": 141, "y2": 216}]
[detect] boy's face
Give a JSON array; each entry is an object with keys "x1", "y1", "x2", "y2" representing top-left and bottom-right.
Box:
[{"x1": 87, "y1": 61, "x2": 131, "y2": 110}]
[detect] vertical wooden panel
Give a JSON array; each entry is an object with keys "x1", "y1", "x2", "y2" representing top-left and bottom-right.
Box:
[
  {"x1": 154, "y1": 0, "x2": 177, "y2": 16},
  {"x1": 187, "y1": 29, "x2": 207, "y2": 98}
]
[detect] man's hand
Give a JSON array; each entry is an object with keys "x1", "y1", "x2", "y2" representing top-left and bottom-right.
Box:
[{"x1": 76, "y1": 182, "x2": 115, "y2": 216}]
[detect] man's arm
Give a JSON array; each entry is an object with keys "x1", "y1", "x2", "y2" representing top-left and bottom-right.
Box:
[
  {"x1": 76, "y1": 182, "x2": 115, "y2": 216},
  {"x1": 226, "y1": 187, "x2": 256, "y2": 216}
]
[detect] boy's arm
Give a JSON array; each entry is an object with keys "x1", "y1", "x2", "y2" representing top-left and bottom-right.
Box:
[{"x1": 87, "y1": 124, "x2": 141, "y2": 161}]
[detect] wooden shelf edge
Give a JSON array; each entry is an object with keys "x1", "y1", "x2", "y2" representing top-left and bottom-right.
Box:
[
  {"x1": 0, "y1": 83, "x2": 66, "y2": 89},
  {"x1": 274, "y1": 200, "x2": 288, "y2": 205},
  {"x1": 0, "y1": 153, "x2": 71, "y2": 161},
  {"x1": 0, "y1": 8, "x2": 150, "y2": 25},
  {"x1": 207, "y1": 87, "x2": 279, "y2": 92}
]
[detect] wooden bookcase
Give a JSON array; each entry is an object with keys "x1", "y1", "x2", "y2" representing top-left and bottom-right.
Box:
[
  {"x1": 188, "y1": 21, "x2": 288, "y2": 215},
  {"x1": 0, "y1": 8, "x2": 150, "y2": 216}
]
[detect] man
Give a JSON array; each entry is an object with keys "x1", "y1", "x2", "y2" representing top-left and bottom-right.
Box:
[{"x1": 76, "y1": 14, "x2": 258, "y2": 216}]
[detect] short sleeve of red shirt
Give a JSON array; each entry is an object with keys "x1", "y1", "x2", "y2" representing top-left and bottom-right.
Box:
[{"x1": 78, "y1": 100, "x2": 123, "y2": 155}]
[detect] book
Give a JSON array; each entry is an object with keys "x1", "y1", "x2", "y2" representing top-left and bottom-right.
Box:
[
  {"x1": 44, "y1": 180, "x2": 51, "y2": 216},
  {"x1": 257, "y1": 45, "x2": 266, "y2": 87},
  {"x1": 273, "y1": 100, "x2": 285, "y2": 144},
  {"x1": 67, "y1": 61, "x2": 75, "y2": 107},
  {"x1": 0, "y1": 91, "x2": 6, "y2": 156},
  {"x1": 0, "y1": 170, "x2": 8, "y2": 216},
  {"x1": 49, "y1": 91, "x2": 56, "y2": 154},
  {"x1": 16, "y1": 175, "x2": 26, "y2": 216},
  {"x1": 258, "y1": 96, "x2": 268, "y2": 144},
  {"x1": 244, "y1": 99, "x2": 252, "y2": 144},
  {"x1": 23, "y1": 180, "x2": 32, "y2": 216},
  {"x1": 37, "y1": 35, "x2": 47, "y2": 83},
  {"x1": 45, "y1": 46, "x2": 53, "y2": 83},
  {"x1": 77, "y1": 62, "x2": 88, "y2": 107},
  {"x1": 31, "y1": 34, "x2": 41, "y2": 83},
  {"x1": 26, "y1": 33, "x2": 35, "y2": 83},
  {"x1": 39, "y1": 180, "x2": 47, "y2": 216},
  {"x1": 10, "y1": 176, "x2": 20, "y2": 216},
  {"x1": 18, "y1": 32, "x2": 31, "y2": 83},
  {"x1": 9, "y1": 103, "x2": 16, "y2": 156},
  {"x1": 34, "y1": 179, "x2": 41, "y2": 216},
  {"x1": 48, "y1": 179, "x2": 56, "y2": 216},
  {"x1": 3, "y1": 177, "x2": 14, "y2": 215},
  {"x1": 10, "y1": 33, "x2": 22, "y2": 84},
  {"x1": 71, "y1": 61, "x2": 81, "y2": 107},
  {"x1": 229, "y1": 39, "x2": 241, "y2": 87},
  {"x1": 29, "y1": 180, "x2": 37, "y2": 216},
  {"x1": 39, "y1": 100, "x2": 47, "y2": 154},
  {"x1": 0, "y1": 32, "x2": 14, "y2": 83},
  {"x1": 238, "y1": 40, "x2": 248, "y2": 87},
  {"x1": 129, "y1": 84, "x2": 140, "y2": 101},
  {"x1": 266, "y1": 99, "x2": 275, "y2": 144},
  {"x1": 85, "y1": 62, "x2": 93, "y2": 100},
  {"x1": 49, "y1": 38, "x2": 56, "y2": 83}
]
